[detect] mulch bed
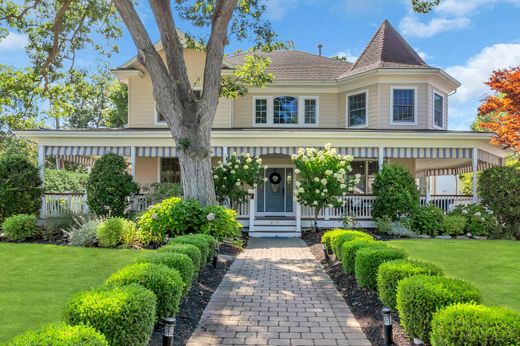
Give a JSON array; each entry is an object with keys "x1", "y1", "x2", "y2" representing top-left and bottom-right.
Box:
[
  {"x1": 302, "y1": 231, "x2": 411, "y2": 346},
  {"x1": 149, "y1": 244, "x2": 240, "y2": 346}
]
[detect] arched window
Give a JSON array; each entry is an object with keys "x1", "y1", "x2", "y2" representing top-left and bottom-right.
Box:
[{"x1": 273, "y1": 96, "x2": 298, "y2": 124}]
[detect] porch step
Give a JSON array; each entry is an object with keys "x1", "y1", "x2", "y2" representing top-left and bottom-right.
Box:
[
  {"x1": 249, "y1": 218, "x2": 300, "y2": 237},
  {"x1": 253, "y1": 225, "x2": 297, "y2": 232},
  {"x1": 254, "y1": 219, "x2": 296, "y2": 226},
  {"x1": 249, "y1": 231, "x2": 301, "y2": 238}
]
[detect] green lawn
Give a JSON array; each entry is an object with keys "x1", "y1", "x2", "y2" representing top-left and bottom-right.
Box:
[
  {"x1": 0, "y1": 243, "x2": 146, "y2": 342},
  {"x1": 390, "y1": 239, "x2": 520, "y2": 311}
]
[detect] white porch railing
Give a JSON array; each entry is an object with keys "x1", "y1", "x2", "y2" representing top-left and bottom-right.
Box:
[
  {"x1": 301, "y1": 195, "x2": 376, "y2": 220},
  {"x1": 420, "y1": 195, "x2": 474, "y2": 213},
  {"x1": 41, "y1": 193, "x2": 89, "y2": 217}
]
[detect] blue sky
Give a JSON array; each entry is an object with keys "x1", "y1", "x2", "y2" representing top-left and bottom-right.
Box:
[{"x1": 1, "y1": 0, "x2": 520, "y2": 130}]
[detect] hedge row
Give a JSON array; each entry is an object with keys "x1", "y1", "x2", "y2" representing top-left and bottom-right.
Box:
[
  {"x1": 4, "y1": 233, "x2": 217, "y2": 346},
  {"x1": 320, "y1": 228, "x2": 520, "y2": 345}
]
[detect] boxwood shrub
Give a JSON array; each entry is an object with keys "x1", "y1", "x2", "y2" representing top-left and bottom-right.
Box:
[
  {"x1": 1, "y1": 214, "x2": 37, "y2": 241},
  {"x1": 430, "y1": 303, "x2": 520, "y2": 346},
  {"x1": 64, "y1": 284, "x2": 156, "y2": 346},
  {"x1": 136, "y1": 252, "x2": 195, "y2": 295},
  {"x1": 159, "y1": 243, "x2": 202, "y2": 271},
  {"x1": 377, "y1": 259, "x2": 443, "y2": 309},
  {"x1": 340, "y1": 239, "x2": 386, "y2": 274},
  {"x1": 321, "y1": 229, "x2": 350, "y2": 253},
  {"x1": 105, "y1": 262, "x2": 184, "y2": 319},
  {"x1": 4, "y1": 323, "x2": 108, "y2": 346},
  {"x1": 355, "y1": 247, "x2": 407, "y2": 290},
  {"x1": 396, "y1": 275, "x2": 481, "y2": 342},
  {"x1": 96, "y1": 217, "x2": 137, "y2": 248},
  {"x1": 331, "y1": 230, "x2": 373, "y2": 258},
  {"x1": 197, "y1": 233, "x2": 218, "y2": 259},
  {"x1": 169, "y1": 236, "x2": 209, "y2": 267}
]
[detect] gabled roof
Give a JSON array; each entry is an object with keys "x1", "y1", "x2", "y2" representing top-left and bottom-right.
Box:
[
  {"x1": 340, "y1": 20, "x2": 429, "y2": 78},
  {"x1": 224, "y1": 50, "x2": 352, "y2": 81}
]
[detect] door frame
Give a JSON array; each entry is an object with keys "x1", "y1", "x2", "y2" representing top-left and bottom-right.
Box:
[{"x1": 256, "y1": 165, "x2": 296, "y2": 217}]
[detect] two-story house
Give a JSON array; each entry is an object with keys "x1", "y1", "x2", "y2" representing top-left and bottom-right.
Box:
[{"x1": 16, "y1": 20, "x2": 507, "y2": 236}]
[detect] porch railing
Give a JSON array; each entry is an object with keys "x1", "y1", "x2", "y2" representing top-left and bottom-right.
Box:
[{"x1": 41, "y1": 193, "x2": 475, "y2": 219}]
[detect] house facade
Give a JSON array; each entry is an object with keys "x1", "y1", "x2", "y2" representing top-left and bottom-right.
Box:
[{"x1": 16, "y1": 20, "x2": 507, "y2": 236}]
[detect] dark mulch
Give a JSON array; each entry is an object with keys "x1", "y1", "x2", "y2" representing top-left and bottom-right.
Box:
[
  {"x1": 302, "y1": 231, "x2": 411, "y2": 346},
  {"x1": 149, "y1": 244, "x2": 240, "y2": 346}
]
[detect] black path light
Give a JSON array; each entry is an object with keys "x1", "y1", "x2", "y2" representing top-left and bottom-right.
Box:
[
  {"x1": 212, "y1": 246, "x2": 219, "y2": 269},
  {"x1": 382, "y1": 307, "x2": 393, "y2": 346},
  {"x1": 323, "y1": 243, "x2": 329, "y2": 260},
  {"x1": 162, "y1": 317, "x2": 176, "y2": 346}
]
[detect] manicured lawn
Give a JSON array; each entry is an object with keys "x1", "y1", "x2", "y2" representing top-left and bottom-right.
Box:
[
  {"x1": 390, "y1": 239, "x2": 520, "y2": 311},
  {"x1": 0, "y1": 243, "x2": 147, "y2": 342}
]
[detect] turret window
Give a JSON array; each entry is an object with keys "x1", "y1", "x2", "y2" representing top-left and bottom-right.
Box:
[{"x1": 391, "y1": 87, "x2": 416, "y2": 124}]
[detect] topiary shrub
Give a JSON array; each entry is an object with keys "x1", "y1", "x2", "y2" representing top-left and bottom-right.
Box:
[
  {"x1": 86, "y1": 153, "x2": 139, "y2": 217},
  {"x1": 4, "y1": 323, "x2": 108, "y2": 346},
  {"x1": 0, "y1": 154, "x2": 42, "y2": 221},
  {"x1": 169, "y1": 235, "x2": 210, "y2": 267},
  {"x1": 96, "y1": 217, "x2": 137, "y2": 248},
  {"x1": 331, "y1": 230, "x2": 373, "y2": 258},
  {"x1": 105, "y1": 262, "x2": 184, "y2": 320},
  {"x1": 196, "y1": 233, "x2": 218, "y2": 259},
  {"x1": 64, "y1": 284, "x2": 156, "y2": 346},
  {"x1": 340, "y1": 239, "x2": 386, "y2": 274},
  {"x1": 377, "y1": 259, "x2": 443, "y2": 309},
  {"x1": 430, "y1": 303, "x2": 520, "y2": 346},
  {"x1": 442, "y1": 214, "x2": 467, "y2": 236},
  {"x1": 2, "y1": 214, "x2": 37, "y2": 241},
  {"x1": 412, "y1": 204, "x2": 445, "y2": 236},
  {"x1": 450, "y1": 204, "x2": 498, "y2": 237},
  {"x1": 158, "y1": 243, "x2": 202, "y2": 271},
  {"x1": 136, "y1": 252, "x2": 195, "y2": 295},
  {"x1": 372, "y1": 164, "x2": 419, "y2": 221},
  {"x1": 479, "y1": 165, "x2": 520, "y2": 239},
  {"x1": 396, "y1": 275, "x2": 481, "y2": 342},
  {"x1": 355, "y1": 247, "x2": 407, "y2": 290}
]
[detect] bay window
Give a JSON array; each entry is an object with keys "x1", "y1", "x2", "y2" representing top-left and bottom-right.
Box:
[{"x1": 347, "y1": 91, "x2": 368, "y2": 127}]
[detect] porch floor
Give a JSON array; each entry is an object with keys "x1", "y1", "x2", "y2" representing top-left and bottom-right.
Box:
[{"x1": 187, "y1": 238, "x2": 370, "y2": 346}]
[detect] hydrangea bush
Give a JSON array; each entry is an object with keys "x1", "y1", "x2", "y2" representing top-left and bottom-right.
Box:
[
  {"x1": 291, "y1": 143, "x2": 358, "y2": 229},
  {"x1": 450, "y1": 204, "x2": 498, "y2": 237},
  {"x1": 213, "y1": 153, "x2": 264, "y2": 207}
]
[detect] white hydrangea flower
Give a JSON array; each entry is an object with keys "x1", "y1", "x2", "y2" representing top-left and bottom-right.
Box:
[
  {"x1": 298, "y1": 188, "x2": 304, "y2": 193},
  {"x1": 347, "y1": 166, "x2": 353, "y2": 172},
  {"x1": 325, "y1": 170, "x2": 333, "y2": 175},
  {"x1": 474, "y1": 212, "x2": 481, "y2": 217},
  {"x1": 253, "y1": 183, "x2": 258, "y2": 187},
  {"x1": 295, "y1": 168, "x2": 300, "y2": 174},
  {"x1": 319, "y1": 156, "x2": 325, "y2": 162},
  {"x1": 314, "y1": 177, "x2": 320, "y2": 182},
  {"x1": 222, "y1": 167, "x2": 227, "y2": 172},
  {"x1": 346, "y1": 155, "x2": 353, "y2": 161},
  {"x1": 340, "y1": 160, "x2": 346, "y2": 166},
  {"x1": 324, "y1": 143, "x2": 332, "y2": 150},
  {"x1": 298, "y1": 148, "x2": 305, "y2": 155},
  {"x1": 230, "y1": 170, "x2": 236, "y2": 174},
  {"x1": 247, "y1": 188, "x2": 255, "y2": 194},
  {"x1": 340, "y1": 184, "x2": 346, "y2": 189},
  {"x1": 348, "y1": 187, "x2": 353, "y2": 191},
  {"x1": 244, "y1": 165, "x2": 249, "y2": 169},
  {"x1": 315, "y1": 189, "x2": 320, "y2": 193},
  {"x1": 321, "y1": 192, "x2": 325, "y2": 196},
  {"x1": 263, "y1": 177, "x2": 268, "y2": 182},
  {"x1": 327, "y1": 204, "x2": 333, "y2": 208},
  {"x1": 206, "y1": 213, "x2": 215, "y2": 221},
  {"x1": 246, "y1": 157, "x2": 252, "y2": 163},
  {"x1": 245, "y1": 153, "x2": 251, "y2": 158},
  {"x1": 317, "y1": 150, "x2": 324, "y2": 156},
  {"x1": 235, "y1": 182, "x2": 241, "y2": 186},
  {"x1": 213, "y1": 175, "x2": 218, "y2": 179},
  {"x1": 302, "y1": 156, "x2": 309, "y2": 162},
  {"x1": 330, "y1": 148, "x2": 337, "y2": 155},
  {"x1": 291, "y1": 154, "x2": 298, "y2": 160},
  {"x1": 323, "y1": 188, "x2": 328, "y2": 193},
  {"x1": 295, "y1": 181, "x2": 301, "y2": 187},
  {"x1": 313, "y1": 201, "x2": 318, "y2": 206},
  {"x1": 256, "y1": 158, "x2": 262, "y2": 164},
  {"x1": 462, "y1": 209, "x2": 468, "y2": 215},
  {"x1": 151, "y1": 213, "x2": 157, "y2": 220},
  {"x1": 342, "y1": 192, "x2": 347, "y2": 196},
  {"x1": 321, "y1": 178, "x2": 327, "y2": 185},
  {"x1": 355, "y1": 174, "x2": 361, "y2": 179}
]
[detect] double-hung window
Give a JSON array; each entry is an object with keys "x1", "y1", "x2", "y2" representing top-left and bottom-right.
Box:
[
  {"x1": 347, "y1": 91, "x2": 368, "y2": 127},
  {"x1": 253, "y1": 96, "x2": 318, "y2": 126},
  {"x1": 391, "y1": 88, "x2": 416, "y2": 124},
  {"x1": 433, "y1": 92, "x2": 444, "y2": 128}
]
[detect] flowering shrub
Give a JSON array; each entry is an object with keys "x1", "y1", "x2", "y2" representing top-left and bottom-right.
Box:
[
  {"x1": 291, "y1": 143, "x2": 358, "y2": 229},
  {"x1": 412, "y1": 204, "x2": 446, "y2": 236},
  {"x1": 213, "y1": 153, "x2": 264, "y2": 207},
  {"x1": 450, "y1": 204, "x2": 498, "y2": 237}
]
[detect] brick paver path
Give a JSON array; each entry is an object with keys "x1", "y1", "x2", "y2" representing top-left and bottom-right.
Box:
[{"x1": 187, "y1": 238, "x2": 370, "y2": 346}]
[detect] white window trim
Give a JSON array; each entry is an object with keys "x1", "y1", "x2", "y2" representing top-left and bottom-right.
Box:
[
  {"x1": 432, "y1": 89, "x2": 445, "y2": 130},
  {"x1": 346, "y1": 89, "x2": 369, "y2": 128},
  {"x1": 155, "y1": 88, "x2": 202, "y2": 126},
  {"x1": 252, "y1": 95, "x2": 319, "y2": 127},
  {"x1": 390, "y1": 86, "x2": 418, "y2": 126}
]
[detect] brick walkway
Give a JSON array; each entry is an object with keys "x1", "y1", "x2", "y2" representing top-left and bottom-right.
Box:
[{"x1": 187, "y1": 238, "x2": 370, "y2": 346}]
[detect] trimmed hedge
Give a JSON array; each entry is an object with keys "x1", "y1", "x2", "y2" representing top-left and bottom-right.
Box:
[
  {"x1": 169, "y1": 235, "x2": 210, "y2": 267},
  {"x1": 197, "y1": 233, "x2": 218, "y2": 259},
  {"x1": 321, "y1": 229, "x2": 351, "y2": 253},
  {"x1": 340, "y1": 239, "x2": 386, "y2": 274},
  {"x1": 64, "y1": 284, "x2": 156, "y2": 346},
  {"x1": 396, "y1": 275, "x2": 481, "y2": 342},
  {"x1": 1, "y1": 214, "x2": 37, "y2": 241},
  {"x1": 159, "y1": 243, "x2": 202, "y2": 271},
  {"x1": 331, "y1": 230, "x2": 373, "y2": 258},
  {"x1": 105, "y1": 262, "x2": 184, "y2": 319},
  {"x1": 4, "y1": 323, "x2": 108, "y2": 346},
  {"x1": 96, "y1": 217, "x2": 137, "y2": 248},
  {"x1": 355, "y1": 247, "x2": 407, "y2": 290},
  {"x1": 430, "y1": 303, "x2": 520, "y2": 346},
  {"x1": 137, "y1": 252, "x2": 195, "y2": 295},
  {"x1": 377, "y1": 259, "x2": 443, "y2": 309}
]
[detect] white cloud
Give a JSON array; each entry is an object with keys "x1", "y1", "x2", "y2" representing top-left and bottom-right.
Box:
[
  {"x1": 415, "y1": 48, "x2": 432, "y2": 61},
  {"x1": 400, "y1": 16, "x2": 470, "y2": 38},
  {"x1": 0, "y1": 32, "x2": 28, "y2": 51},
  {"x1": 265, "y1": 0, "x2": 318, "y2": 20},
  {"x1": 446, "y1": 43, "x2": 520, "y2": 129},
  {"x1": 334, "y1": 49, "x2": 358, "y2": 63}
]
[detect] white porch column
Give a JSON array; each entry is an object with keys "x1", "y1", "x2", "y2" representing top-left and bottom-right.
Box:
[
  {"x1": 222, "y1": 146, "x2": 228, "y2": 163},
  {"x1": 38, "y1": 145, "x2": 45, "y2": 183},
  {"x1": 425, "y1": 176, "x2": 431, "y2": 204},
  {"x1": 249, "y1": 195, "x2": 255, "y2": 232},
  {"x1": 295, "y1": 200, "x2": 301, "y2": 232},
  {"x1": 472, "y1": 147, "x2": 478, "y2": 203},
  {"x1": 130, "y1": 146, "x2": 136, "y2": 178},
  {"x1": 378, "y1": 147, "x2": 385, "y2": 172}
]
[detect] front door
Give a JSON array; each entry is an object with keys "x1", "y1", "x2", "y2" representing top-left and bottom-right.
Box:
[{"x1": 257, "y1": 167, "x2": 294, "y2": 215}]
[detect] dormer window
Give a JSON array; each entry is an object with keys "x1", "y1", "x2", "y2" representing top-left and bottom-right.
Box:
[
  {"x1": 347, "y1": 91, "x2": 368, "y2": 128},
  {"x1": 391, "y1": 87, "x2": 416, "y2": 125},
  {"x1": 253, "y1": 96, "x2": 318, "y2": 127}
]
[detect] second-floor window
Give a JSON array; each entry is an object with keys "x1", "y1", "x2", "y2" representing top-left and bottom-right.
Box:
[
  {"x1": 253, "y1": 96, "x2": 318, "y2": 126},
  {"x1": 391, "y1": 88, "x2": 416, "y2": 124},
  {"x1": 347, "y1": 92, "x2": 367, "y2": 127},
  {"x1": 434, "y1": 92, "x2": 444, "y2": 128}
]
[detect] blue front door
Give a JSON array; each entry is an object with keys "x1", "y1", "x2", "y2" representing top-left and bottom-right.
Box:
[{"x1": 257, "y1": 167, "x2": 294, "y2": 214}]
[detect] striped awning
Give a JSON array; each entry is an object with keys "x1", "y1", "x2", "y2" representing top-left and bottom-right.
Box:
[
  {"x1": 337, "y1": 147, "x2": 379, "y2": 158},
  {"x1": 416, "y1": 162, "x2": 495, "y2": 178},
  {"x1": 45, "y1": 146, "x2": 131, "y2": 156},
  {"x1": 136, "y1": 146, "x2": 224, "y2": 157},
  {"x1": 478, "y1": 149, "x2": 503, "y2": 166},
  {"x1": 227, "y1": 146, "x2": 300, "y2": 156},
  {"x1": 384, "y1": 147, "x2": 473, "y2": 159},
  {"x1": 56, "y1": 155, "x2": 97, "y2": 167}
]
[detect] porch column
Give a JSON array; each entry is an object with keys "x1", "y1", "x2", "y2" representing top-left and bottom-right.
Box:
[
  {"x1": 378, "y1": 147, "x2": 385, "y2": 172},
  {"x1": 130, "y1": 146, "x2": 136, "y2": 178},
  {"x1": 295, "y1": 201, "x2": 301, "y2": 232},
  {"x1": 425, "y1": 176, "x2": 431, "y2": 204},
  {"x1": 38, "y1": 145, "x2": 45, "y2": 183},
  {"x1": 472, "y1": 147, "x2": 478, "y2": 203},
  {"x1": 222, "y1": 146, "x2": 228, "y2": 163},
  {"x1": 249, "y1": 195, "x2": 255, "y2": 232}
]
